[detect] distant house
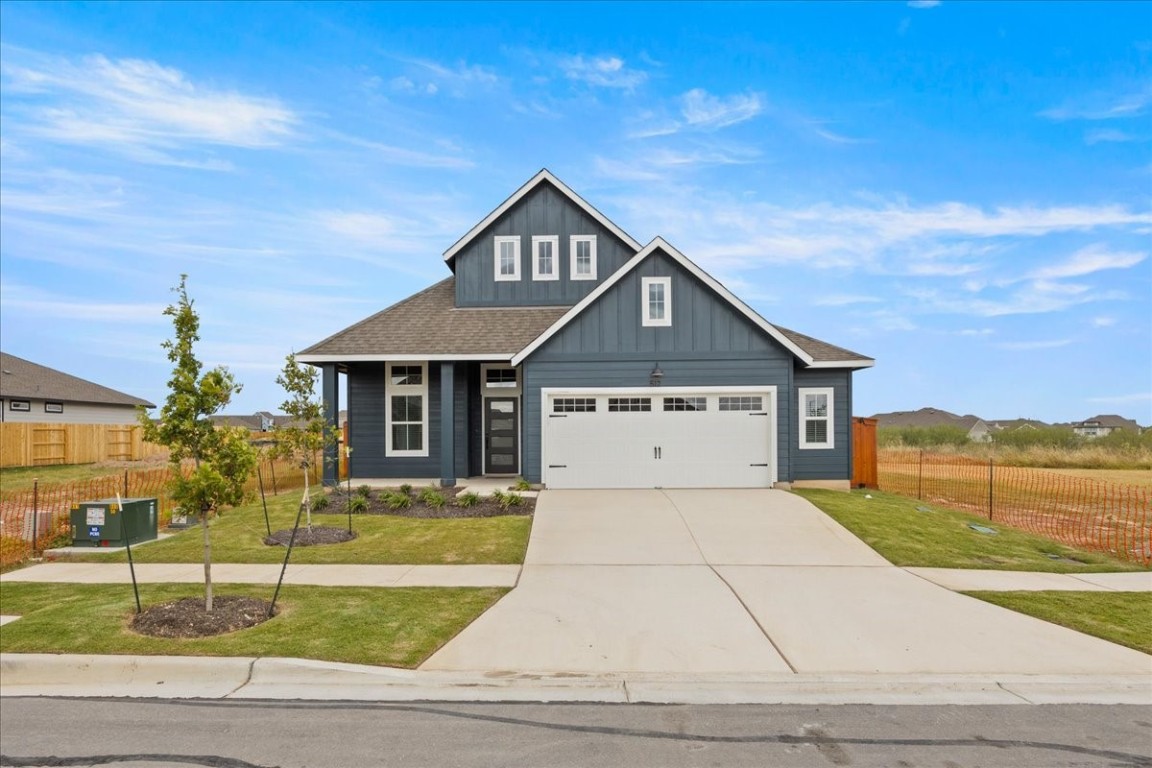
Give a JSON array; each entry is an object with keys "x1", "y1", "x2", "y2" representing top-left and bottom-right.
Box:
[
  {"x1": 0, "y1": 351, "x2": 154, "y2": 425},
  {"x1": 987, "y1": 418, "x2": 1047, "y2": 432},
  {"x1": 872, "y1": 407, "x2": 992, "y2": 442},
  {"x1": 209, "y1": 411, "x2": 281, "y2": 432},
  {"x1": 1071, "y1": 415, "x2": 1141, "y2": 438}
]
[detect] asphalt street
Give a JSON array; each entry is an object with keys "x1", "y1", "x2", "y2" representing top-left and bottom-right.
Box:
[{"x1": 1, "y1": 697, "x2": 1150, "y2": 768}]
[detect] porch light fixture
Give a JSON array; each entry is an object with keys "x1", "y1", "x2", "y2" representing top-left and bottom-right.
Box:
[{"x1": 649, "y1": 363, "x2": 664, "y2": 387}]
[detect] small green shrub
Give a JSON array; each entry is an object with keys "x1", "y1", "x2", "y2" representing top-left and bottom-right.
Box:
[
  {"x1": 382, "y1": 490, "x2": 412, "y2": 510},
  {"x1": 356, "y1": 484, "x2": 373, "y2": 497},
  {"x1": 310, "y1": 494, "x2": 330, "y2": 511},
  {"x1": 399, "y1": 483, "x2": 413, "y2": 496},
  {"x1": 492, "y1": 490, "x2": 524, "y2": 510},
  {"x1": 455, "y1": 491, "x2": 481, "y2": 508},
  {"x1": 422, "y1": 490, "x2": 447, "y2": 509},
  {"x1": 348, "y1": 495, "x2": 369, "y2": 513},
  {"x1": 512, "y1": 478, "x2": 532, "y2": 491}
]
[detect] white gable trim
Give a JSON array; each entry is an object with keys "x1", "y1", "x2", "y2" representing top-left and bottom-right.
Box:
[
  {"x1": 297, "y1": 353, "x2": 514, "y2": 363},
  {"x1": 442, "y1": 169, "x2": 642, "y2": 263},
  {"x1": 513, "y1": 237, "x2": 829, "y2": 367}
]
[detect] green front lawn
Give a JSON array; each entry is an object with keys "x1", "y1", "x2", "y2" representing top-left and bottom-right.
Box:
[
  {"x1": 0, "y1": 582, "x2": 506, "y2": 667},
  {"x1": 57, "y1": 492, "x2": 532, "y2": 565},
  {"x1": 966, "y1": 591, "x2": 1152, "y2": 655},
  {"x1": 796, "y1": 489, "x2": 1145, "y2": 572}
]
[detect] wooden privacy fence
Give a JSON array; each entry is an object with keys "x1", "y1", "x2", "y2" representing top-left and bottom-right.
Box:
[
  {"x1": 0, "y1": 423, "x2": 169, "y2": 468},
  {"x1": 878, "y1": 449, "x2": 1151, "y2": 565},
  {"x1": 0, "y1": 456, "x2": 320, "y2": 567}
]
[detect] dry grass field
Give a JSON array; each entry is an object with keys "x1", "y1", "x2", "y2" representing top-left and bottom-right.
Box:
[{"x1": 1043, "y1": 468, "x2": 1152, "y2": 488}]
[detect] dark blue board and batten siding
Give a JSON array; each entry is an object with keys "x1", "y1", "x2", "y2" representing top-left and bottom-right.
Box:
[
  {"x1": 346, "y1": 362, "x2": 470, "y2": 479},
  {"x1": 453, "y1": 182, "x2": 638, "y2": 308},
  {"x1": 790, "y1": 368, "x2": 853, "y2": 481},
  {"x1": 521, "y1": 251, "x2": 808, "y2": 485}
]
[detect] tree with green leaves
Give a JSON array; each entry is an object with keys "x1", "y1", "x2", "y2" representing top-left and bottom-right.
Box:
[
  {"x1": 272, "y1": 352, "x2": 332, "y2": 529},
  {"x1": 139, "y1": 275, "x2": 257, "y2": 612}
]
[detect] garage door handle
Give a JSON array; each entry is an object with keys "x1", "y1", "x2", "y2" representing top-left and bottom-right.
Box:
[
  {"x1": 549, "y1": 414, "x2": 568, "y2": 418},
  {"x1": 654, "y1": 446, "x2": 662, "y2": 459},
  {"x1": 750, "y1": 412, "x2": 768, "y2": 416},
  {"x1": 749, "y1": 463, "x2": 768, "y2": 467},
  {"x1": 549, "y1": 464, "x2": 567, "y2": 468}
]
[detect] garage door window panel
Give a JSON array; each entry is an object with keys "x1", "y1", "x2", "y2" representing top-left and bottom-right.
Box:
[
  {"x1": 608, "y1": 397, "x2": 652, "y2": 412},
  {"x1": 554, "y1": 397, "x2": 596, "y2": 413},
  {"x1": 664, "y1": 397, "x2": 706, "y2": 412},
  {"x1": 719, "y1": 396, "x2": 763, "y2": 411},
  {"x1": 799, "y1": 387, "x2": 834, "y2": 449}
]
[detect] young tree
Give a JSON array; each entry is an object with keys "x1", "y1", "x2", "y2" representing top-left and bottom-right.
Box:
[
  {"x1": 273, "y1": 352, "x2": 332, "y2": 529},
  {"x1": 140, "y1": 275, "x2": 257, "y2": 612}
]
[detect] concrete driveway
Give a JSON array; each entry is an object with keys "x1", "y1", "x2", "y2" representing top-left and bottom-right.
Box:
[{"x1": 423, "y1": 489, "x2": 1151, "y2": 675}]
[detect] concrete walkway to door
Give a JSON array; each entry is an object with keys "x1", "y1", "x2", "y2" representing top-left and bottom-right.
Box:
[{"x1": 422, "y1": 489, "x2": 1151, "y2": 676}]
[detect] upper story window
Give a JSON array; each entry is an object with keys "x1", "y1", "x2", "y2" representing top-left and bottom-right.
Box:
[
  {"x1": 799, "y1": 387, "x2": 834, "y2": 450},
  {"x1": 532, "y1": 236, "x2": 559, "y2": 281},
  {"x1": 570, "y1": 235, "x2": 598, "y2": 281},
  {"x1": 482, "y1": 365, "x2": 520, "y2": 394},
  {"x1": 641, "y1": 277, "x2": 672, "y2": 327},
  {"x1": 494, "y1": 236, "x2": 521, "y2": 282}
]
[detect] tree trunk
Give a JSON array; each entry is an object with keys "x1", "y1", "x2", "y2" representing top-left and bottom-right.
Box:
[
  {"x1": 202, "y1": 505, "x2": 213, "y2": 613},
  {"x1": 303, "y1": 462, "x2": 312, "y2": 530}
]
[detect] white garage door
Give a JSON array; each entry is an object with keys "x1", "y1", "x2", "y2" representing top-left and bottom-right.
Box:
[{"x1": 542, "y1": 387, "x2": 776, "y2": 489}]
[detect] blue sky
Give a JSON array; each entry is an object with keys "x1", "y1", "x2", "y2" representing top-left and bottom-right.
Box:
[{"x1": 1, "y1": 1, "x2": 1149, "y2": 424}]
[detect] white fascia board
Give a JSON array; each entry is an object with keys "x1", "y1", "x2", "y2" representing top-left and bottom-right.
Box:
[
  {"x1": 805, "y1": 359, "x2": 875, "y2": 369},
  {"x1": 442, "y1": 169, "x2": 642, "y2": 263},
  {"x1": 296, "y1": 353, "x2": 514, "y2": 363},
  {"x1": 513, "y1": 236, "x2": 817, "y2": 366}
]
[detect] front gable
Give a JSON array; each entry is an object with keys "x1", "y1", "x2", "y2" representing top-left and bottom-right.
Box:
[{"x1": 448, "y1": 171, "x2": 641, "y2": 308}]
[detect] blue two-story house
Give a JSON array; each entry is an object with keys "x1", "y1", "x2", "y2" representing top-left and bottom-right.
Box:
[{"x1": 298, "y1": 170, "x2": 873, "y2": 490}]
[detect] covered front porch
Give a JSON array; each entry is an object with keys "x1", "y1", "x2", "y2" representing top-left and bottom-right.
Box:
[{"x1": 317, "y1": 360, "x2": 524, "y2": 489}]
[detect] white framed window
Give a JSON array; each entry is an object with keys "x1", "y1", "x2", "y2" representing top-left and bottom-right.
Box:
[
  {"x1": 481, "y1": 364, "x2": 521, "y2": 394},
  {"x1": 641, "y1": 277, "x2": 672, "y2": 327},
  {"x1": 494, "y1": 236, "x2": 521, "y2": 282},
  {"x1": 570, "y1": 235, "x2": 598, "y2": 281},
  {"x1": 385, "y1": 363, "x2": 428, "y2": 457},
  {"x1": 799, "y1": 387, "x2": 834, "y2": 450},
  {"x1": 45, "y1": 402, "x2": 64, "y2": 413},
  {"x1": 9, "y1": 400, "x2": 30, "y2": 412},
  {"x1": 527, "y1": 236, "x2": 559, "y2": 284},
  {"x1": 531, "y1": 236, "x2": 559, "y2": 281}
]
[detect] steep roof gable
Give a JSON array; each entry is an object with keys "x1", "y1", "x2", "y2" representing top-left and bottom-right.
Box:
[
  {"x1": 442, "y1": 169, "x2": 642, "y2": 267},
  {"x1": 511, "y1": 237, "x2": 873, "y2": 368},
  {"x1": 0, "y1": 351, "x2": 154, "y2": 407}
]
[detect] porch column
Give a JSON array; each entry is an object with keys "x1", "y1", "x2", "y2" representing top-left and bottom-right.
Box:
[
  {"x1": 321, "y1": 364, "x2": 340, "y2": 487},
  {"x1": 440, "y1": 362, "x2": 456, "y2": 487}
]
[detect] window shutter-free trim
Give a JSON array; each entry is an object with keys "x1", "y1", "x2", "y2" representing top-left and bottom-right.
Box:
[{"x1": 799, "y1": 387, "x2": 834, "y2": 449}]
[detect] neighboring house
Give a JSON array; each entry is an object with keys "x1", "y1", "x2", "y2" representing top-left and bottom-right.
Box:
[
  {"x1": 987, "y1": 418, "x2": 1047, "y2": 432},
  {"x1": 298, "y1": 170, "x2": 873, "y2": 490},
  {"x1": 209, "y1": 411, "x2": 281, "y2": 431},
  {"x1": 872, "y1": 407, "x2": 992, "y2": 442},
  {"x1": 1071, "y1": 415, "x2": 1141, "y2": 438},
  {"x1": 0, "y1": 351, "x2": 154, "y2": 425}
]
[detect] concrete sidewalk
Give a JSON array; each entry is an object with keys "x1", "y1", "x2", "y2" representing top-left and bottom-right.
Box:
[
  {"x1": 0, "y1": 562, "x2": 520, "y2": 588},
  {"x1": 908, "y1": 568, "x2": 1152, "y2": 593}
]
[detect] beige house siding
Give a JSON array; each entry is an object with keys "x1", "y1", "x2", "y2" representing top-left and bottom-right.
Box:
[{"x1": 1, "y1": 398, "x2": 140, "y2": 425}]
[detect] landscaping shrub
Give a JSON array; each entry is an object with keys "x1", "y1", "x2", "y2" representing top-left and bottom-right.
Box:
[
  {"x1": 418, "y1": 487, "x2": 447, "y2": 509},
  {"x1": 348, "y1": 495, "x2": 369, "y2": 513},
  {"x1": 383, "y1": 490, "x2": 412, "y2": 509},
  {"x1": 356, "y1": 485, "x2": 373, "y2": 498},
  {"x1": 399, "y1": 483, "x2": 413, "y2": 496},
  {"x1": 513, "y1": 478, "x2": 532, "y2": 491},
  {"x1": 310, "y1": 494, "x2": 330, "y2": 511},
  {"x1": 492, "y1": 490, "x2": 524, "y2": 510},
  {"x1": 455, "y1": 491, "x2": 481, "y2": 508}
]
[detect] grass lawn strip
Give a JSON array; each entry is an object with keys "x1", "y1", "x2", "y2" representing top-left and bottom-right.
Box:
[
  {"x1": 57, "y1": 492, "x2": 532, "y2": 566},
  {"x1": 795, "y1": 489, "x2": 1145, "y2": 572},
  {"x1": 0, "y1": 582, "x2": 506, "y2": 668},
  {"x1": 965, "y1": 591, "x2": 1152, "y2": 655}
]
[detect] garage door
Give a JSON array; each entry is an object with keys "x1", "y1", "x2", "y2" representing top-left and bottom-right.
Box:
[{"x1": 542, "y1": 388, "x2": 775, "y2": 489}]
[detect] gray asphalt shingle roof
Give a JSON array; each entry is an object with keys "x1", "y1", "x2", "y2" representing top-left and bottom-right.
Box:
[
  {"x1": 300, "y1": 279, "x2": 571, "y2": 357},
  {"x1": 0, "y1": 352, "x2": 155, "y2": 408},
  {"x1": 773, "y1": 325, "x2": 873, "y2": 364}
]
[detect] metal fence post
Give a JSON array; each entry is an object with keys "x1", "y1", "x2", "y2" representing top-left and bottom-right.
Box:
[
  {"x1": 988, "y1": 459, "x2": 994, "y2": 521},
  {"x1": 32, "y1": 479, "x2": 39, "y2": 555}
]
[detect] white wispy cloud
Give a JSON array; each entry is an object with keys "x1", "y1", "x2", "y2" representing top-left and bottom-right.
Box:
[
  {"x1": 2, "y1": 50, "x2": 297, "y2": 164},
  {"x1": 907, "y1": 0, "x2": 941, "y2": 8},
  {"x1": 389, "y1": 57, "x2": 499, "y2": 97},
  {"x1": 1091, "y1": 316, "x2": 1117, "y2": 327},
  {"x1": 559, "y1": 55, "x2": 647, "y2": 90},
  {"x1": 1029, "y1": 244, "x2": 1146, "y2": 279},
  {"x1": 680, "y1": 89, "x2": 764, "y2": 129},
  {"x1": 1041, "y1": 87, "x2": 1151, "y2": 121},
  {"x1": 813, "y1": 294, "x2": 882, "y2": 306},
  {"x1": 1085, "y1": 128, "x2": 1140, "y2": 145}
]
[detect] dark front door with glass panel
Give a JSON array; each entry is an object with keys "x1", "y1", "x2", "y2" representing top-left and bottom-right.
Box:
[{"x1": 485, "y1": 398, "x2": 519, "y2": 474}]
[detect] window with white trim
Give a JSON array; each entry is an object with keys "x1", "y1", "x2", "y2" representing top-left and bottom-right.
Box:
[
  {"x1": 481, "y1": 364, "x2": 520, "y2": 394},
  {"x1": 570, "y1": 235, "x2": 597, "y2": 280},
  {"x1": 531, "y1": 236, "x2": 559, "y2": 281},
  {"x1": 641, "y1": 277, "x2": 672, "y2": 327},
  {"x1": 386, "y1": 363, "x2": 428, "y2": 457},
  {"x1": 799, "y1": 387, "x2": 834, "y2": 449},
  {"x1": 494, "y1": 236, "x2": 521, "y2": 282}
]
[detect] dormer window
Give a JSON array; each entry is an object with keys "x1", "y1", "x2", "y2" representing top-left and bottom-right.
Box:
[
  {"x1": 494, "y1": 236, "x2": 521, "y2": 282},
  {"x1": 532, "y1": 236, "x2": 559, "y2": 281},
  {"x1": 570, "y1": 235, "x2": 597, "y2": 280}
]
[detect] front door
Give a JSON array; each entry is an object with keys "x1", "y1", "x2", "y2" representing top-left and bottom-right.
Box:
[{"x1": 485, "y1": 398, "x2": 519, "y2": 475}]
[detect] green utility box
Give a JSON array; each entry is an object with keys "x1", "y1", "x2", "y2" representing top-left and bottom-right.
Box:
[{"x1": 70, "y1": 497, "x2": 159, "y2": 548}]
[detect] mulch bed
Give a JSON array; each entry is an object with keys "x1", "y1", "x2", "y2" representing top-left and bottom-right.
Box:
[
  {"x1": 325, "y1": 486, "x2": 535, "y2": 519},
  {"x1": 130, "y1": 596, "x2": 276, "y2": 638},
  {"x1": 263, "y1": 526, "x2": 357, "y2": 547}
]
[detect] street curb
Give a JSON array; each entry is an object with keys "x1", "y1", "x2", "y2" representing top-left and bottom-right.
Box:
[{"x1": 3, "y1": 654, "x2": 1150, "y2": 705}]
